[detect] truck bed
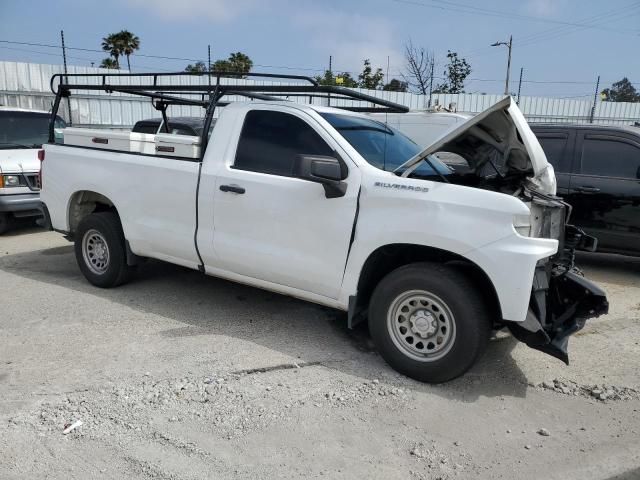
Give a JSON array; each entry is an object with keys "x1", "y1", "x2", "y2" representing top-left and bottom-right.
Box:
[{"x1": 42, "y1": 143, "x2": 201, "y2": 269}]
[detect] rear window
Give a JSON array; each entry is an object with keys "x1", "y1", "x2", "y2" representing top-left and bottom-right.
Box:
[
  {"x1": 132, "y1": 122, "x2": 159, "y2": 134},
  {"x1": 0, "y1": 111, "x2": 65, "y2": 148}
]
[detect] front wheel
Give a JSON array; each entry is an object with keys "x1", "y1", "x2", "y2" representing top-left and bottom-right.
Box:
[
  {"x1": 74, "y1": 212, "x2": 134, "y2": 288},
  {"x1": 0, "y1": 213, "x2": 11, "y2": 235},
  {"x1": 368, "y1": 262, "x2": 491, "y2": 383}
]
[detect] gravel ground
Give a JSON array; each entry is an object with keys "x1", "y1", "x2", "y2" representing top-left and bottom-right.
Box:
[{"x1": 1, "y1": 226, "x2": 639, "y2": 479}]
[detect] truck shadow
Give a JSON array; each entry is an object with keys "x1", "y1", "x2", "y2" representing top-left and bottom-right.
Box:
[
  {"x1": 1, "y1": 244, "x2": 531, "y2": 402},
  {"x1": 576, "y1": 251, "x2": 640, "y2": 286}
]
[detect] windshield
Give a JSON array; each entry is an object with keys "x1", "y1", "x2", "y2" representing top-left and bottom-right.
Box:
[
  {"x1": 320, "y1": 112, "x2": 450, "y2": 177},
  {"x1": 0, "y1": 111, "x2": 65, "y2": 149}
]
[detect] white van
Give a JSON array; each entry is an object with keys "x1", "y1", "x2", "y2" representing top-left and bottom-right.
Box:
[
  {"x1": 0, "y1": 107, "x2": 65, "y2": 233},
  {"x1": 369, "y1": 110, "x2": 473, "y2": 147}
]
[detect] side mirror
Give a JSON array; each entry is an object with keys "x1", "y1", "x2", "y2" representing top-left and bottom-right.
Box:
[{"x1": 293, "y1": 155, "x2": 347, "y2": 198}]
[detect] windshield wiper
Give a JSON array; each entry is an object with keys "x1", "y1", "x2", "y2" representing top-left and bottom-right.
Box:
[
  {"x1": 396, "y1": 155, "x2": 451, "y2": 183},
  {"x1": 0, "y1": 143, "x2": 41, "y2": 149}
]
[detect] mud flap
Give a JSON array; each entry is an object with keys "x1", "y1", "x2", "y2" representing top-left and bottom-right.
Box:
[{"x1": 507, "y1": 270, "x2": 608, "y2": 364}]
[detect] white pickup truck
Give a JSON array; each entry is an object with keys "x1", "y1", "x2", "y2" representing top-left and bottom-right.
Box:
[{"x1": 40, "y1": 72, "x2": 608, "y2": 382}]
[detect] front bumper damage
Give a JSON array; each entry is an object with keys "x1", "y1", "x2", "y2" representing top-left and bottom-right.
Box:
[{"x1": 507, "y1": 225, "x2": 609, "y2": 364}]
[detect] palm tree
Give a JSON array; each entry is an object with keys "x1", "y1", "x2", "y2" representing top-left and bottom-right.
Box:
[
  {"x1": 101, "y1": 33, "x2": 122, "y2": 69},
  {"x1": 117, "y1": 30, "x2": 140, "y2": 72},
  {"x1": 99, "y1": 58, "x2": 118, "y2": 69}
]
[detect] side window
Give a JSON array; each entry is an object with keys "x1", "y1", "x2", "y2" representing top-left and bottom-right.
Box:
[
  {"x1": 133, "y1": 123, "x2": 159, "y2": 134},
  {"x1": 580, "y1": 137, "x2": 640, "y2": 179},
  {"x1": 54, "y1": 116, "x2": 67, "y2": 129},
  {"x1": 536, "y1": 134, "x2": 571, "y2": 173},
  {"x1": 234, "y1": 110, "x2": 334, "y2": 176},
  {"x1": 169, "y1": 126, "x2": 198, "y2": 136}
]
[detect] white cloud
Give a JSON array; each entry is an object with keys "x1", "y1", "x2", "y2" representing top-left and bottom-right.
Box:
[
  {"x1": 524, "y1": 0, "x2": 564, "y2": 17},
  {"x1": 126, "y1": 0, "x2": 262, "y2": 22},
  {"x1": 294, "y1": 8, "x2": 403, "y2": 78}
]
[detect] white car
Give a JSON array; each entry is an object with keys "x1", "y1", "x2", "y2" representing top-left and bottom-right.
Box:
[
  {"x1": 0, "y1": 107, "x2": 65, "y2": 233},
  {"x1": 40, "y1": 77, "x2": 608, "y2": 382}
]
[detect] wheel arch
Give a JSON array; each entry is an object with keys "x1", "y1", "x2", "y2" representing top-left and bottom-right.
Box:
[
  {"x1": 67, "y1": 190, "x2": 118, "y2": 234},
  {"x1": 350, "y1": 243, "x2": 503, "y2": 327}
]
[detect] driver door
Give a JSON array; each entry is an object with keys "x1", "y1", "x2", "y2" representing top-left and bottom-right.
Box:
[{"x1": 208, "y1": 108, "x2": 359, "y2": 299}]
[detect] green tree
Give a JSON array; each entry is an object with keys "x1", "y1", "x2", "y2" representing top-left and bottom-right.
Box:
[
  {"x1": 101, "y1": 33, "x2": 122, "y2": 69},
  {"x1": 601, "y1": 78, "x2": 639, "y2": 102},
  {"x1": 433, "y1": 51, "x2": 471, "y2": 94},
  {"x1": 185, "y1": 61, "x2": 208, "y2": 73},
  {"x1": 383, "y1": 78, "x2": 408, "y2": 92},
  {"x1": 358, "y1": 59, "x2": 384, "y2": 90},
  {"x1": 99, "y1": 57, "x2": 118, "y2": 69},
  {"x1": 117, "y1": 30, "x2": 140, "y2": 72},
  {"x1": 212, "y1": 52, "x2": 253, "y2": 78},
  {"x1": 314, "y1": 70, "x2": 358, "y2": 87}
]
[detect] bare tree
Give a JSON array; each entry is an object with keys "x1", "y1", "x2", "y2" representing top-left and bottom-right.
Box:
[{"x1": 402, "y1": 39, "x2": 434, "y2": 95}]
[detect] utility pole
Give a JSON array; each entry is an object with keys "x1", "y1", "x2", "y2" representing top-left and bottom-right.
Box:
[
  {"x1": 207, "y1": 44, "x2": 211, "y2": 88},
  {"x1": 327, "y1": 55, "x2": 332, "y2": 106},
  {"x1": 491, "y1": 35, "x2": 512, "y2": 96},
  {"x1": 60, "y1": 30, "x2": 72, "y2": 125},
  {"x1": 428, "y1": 59, "x2": 434, "y2": 108},
  {"x1": 516, "y1": 67, "x2": 524, "y2": 105},
  {"x1": 590, "y1": 75, "x2": 600, "y2": 124}
]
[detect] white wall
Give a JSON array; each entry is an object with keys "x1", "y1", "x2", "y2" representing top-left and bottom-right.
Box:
[{"x1": 1, "y1": 61, "x2": 638, "y2": 127}]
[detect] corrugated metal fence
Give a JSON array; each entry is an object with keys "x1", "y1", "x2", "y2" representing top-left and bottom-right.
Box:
[{"x1": 1, "y1": 61, "x2": 639, "y2": 127}]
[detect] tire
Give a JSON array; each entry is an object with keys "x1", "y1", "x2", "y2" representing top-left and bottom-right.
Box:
[
  {"x1": 0, "y1": 213, "x2": 10, "y2": 235},
  {"x1": 368, "y1": 262, "x2": 491, "y2": 383},
  {"x1": 74, "y1": 212, "x2": 134, "y2": 288}
]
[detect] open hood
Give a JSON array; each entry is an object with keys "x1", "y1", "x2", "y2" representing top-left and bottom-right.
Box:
[{"x1": 396, "y1": 97, "x2": 556, "y2": 194}]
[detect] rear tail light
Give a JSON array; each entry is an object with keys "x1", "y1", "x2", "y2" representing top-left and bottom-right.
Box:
[{"x1": 38, "y1": 149, "x2": 45, "y2": 189}]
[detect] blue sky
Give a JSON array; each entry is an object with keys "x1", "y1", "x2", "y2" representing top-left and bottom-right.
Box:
[{"x1": 1, "y1": 0, "x2": 639, "y2": 98}]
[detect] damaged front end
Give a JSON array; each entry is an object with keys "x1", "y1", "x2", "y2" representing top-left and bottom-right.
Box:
[
  {"x1": 507, "y1": 206, "x2": 609, "y2": 364},
  {"x1": 392, "y1": 96, "x2": 609, "y2": 363}
]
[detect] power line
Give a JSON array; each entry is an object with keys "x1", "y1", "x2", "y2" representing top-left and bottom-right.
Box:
[
  {"x1": 390, "y1": 0, "x2": 640, "y2": 33},
  {"x1": 0, "y1": 39, "x2": 203, "y2": 62},
  {"x1": 460, "y1": 2, "x2": 640, "y2": 60},
  {"x1": 2, "y1": 43, "x2": 636, "y2": 88},
  {"x1": 516, "y1": 3, "x2": 640, "y2": 49}
]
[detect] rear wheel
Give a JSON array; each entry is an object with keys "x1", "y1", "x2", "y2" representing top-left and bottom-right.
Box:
[
  {"x1": 74, "y1": 212, "x2": 133, "y2": 288},
  {"x1": 368, "y1": 262, "x2": 491, "y2": 383}
]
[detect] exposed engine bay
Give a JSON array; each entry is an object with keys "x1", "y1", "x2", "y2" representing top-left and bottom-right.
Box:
[{"x1": 399, "y1": 102, "x2": 609, "y2": 363}]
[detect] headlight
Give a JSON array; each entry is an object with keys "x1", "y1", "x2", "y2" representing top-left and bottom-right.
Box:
[
  {"x1": 513, "y1": 213, "x2": 531, "y2": 237},
  {"x1": 528, "y1": 164, "x2": 557, "y2": 196},
  {"x1": 1, "y1": 175, "x2": 22, "y2": 187}
]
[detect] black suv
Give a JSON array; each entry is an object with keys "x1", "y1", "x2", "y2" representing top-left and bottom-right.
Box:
[{"x1": 532, "y1": 124, "x2": 640, "y2": 257}]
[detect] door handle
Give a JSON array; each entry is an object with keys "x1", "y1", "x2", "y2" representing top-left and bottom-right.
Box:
[
  {"x1": 219, "y1": 184, "x2": 245, "y2": 194},
  {"x1": 574, "y1": 186, "x2": 600, "y2": 193}
]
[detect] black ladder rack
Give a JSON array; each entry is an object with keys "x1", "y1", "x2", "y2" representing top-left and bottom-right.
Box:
[{"x1": 48, "y1": 70, "x2": 410, "y2": 146}]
